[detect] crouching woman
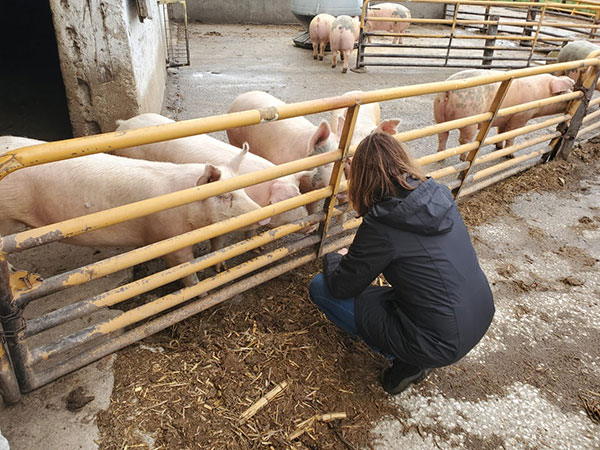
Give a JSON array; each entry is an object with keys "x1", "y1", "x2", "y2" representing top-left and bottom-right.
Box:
[{"x1": 309, "y1": 132, "x2": 495, "y2": 394}]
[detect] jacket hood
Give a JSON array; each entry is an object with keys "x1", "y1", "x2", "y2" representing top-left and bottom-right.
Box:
[{"x1": 369, "y1": 178, "x2": 455, "y2": 235}]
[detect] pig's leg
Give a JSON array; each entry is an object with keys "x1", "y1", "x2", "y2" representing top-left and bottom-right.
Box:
[
  {"x1": 319, "y1": 39, "x2": 327, "y2": 60},
  {"x1": 210, "y1": 235, "x2": 228, "y2": 272},
  {"x1": 331, "y1": 51, "x2": 338, "y2": 68},
  {"x1": 498, "y1": 117, "x2": 525, "y2": 157},
  {"x1": 342, "y1": 50, "x2": 351, "y2": 73},
  {"x1": 312, "y1": 39, "x2": 318, "y2": 59},
  {"x1": 162, "y1": 247, "x2": 199, "y2": 287},
  {"x1": 458, "y1": 125, "x2": 477, "y2": 146},
  {"x1": 437, "y1": 131, "x2": 449, "y2": 152},
  {"x1": 458, "y1": 125, "x2": 478, "y2": 161}
]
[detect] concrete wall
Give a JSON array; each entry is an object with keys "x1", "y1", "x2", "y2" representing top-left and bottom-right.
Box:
[
  {"x1": 185, "y1": 0, "x2": 444, "y2": 24},
  {"x1": 186, "y1": 0, "x2": 297, "y2": 24},
  {"x1": 49, "y1": 0, "x2": 166, "y2": 136},
  {"x1": 400, "y1": 2, "x2": 445, "y2": 19}
]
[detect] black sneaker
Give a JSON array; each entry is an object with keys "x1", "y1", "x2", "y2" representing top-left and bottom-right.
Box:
[{"x1": 381, "y1": 361, "x2": 430, "y2": 395}]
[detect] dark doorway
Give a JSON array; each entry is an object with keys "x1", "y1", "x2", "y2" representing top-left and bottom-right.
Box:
[{"x1": 0, "y1": 2, "x2": 72, "y2": 141}]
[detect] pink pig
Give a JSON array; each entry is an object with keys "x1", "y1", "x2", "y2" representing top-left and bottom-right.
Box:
[
  {"x1": 330, "y1": 90, "x2": 401, "y2": 147},
  {"x1": 433, "y1": 70, "x2": 574, "y2": 158},
  {"x1": 0, "y1": 136, "x2": 265, "y2": 285},
  {"x1": 114, "y1": 113, "x2": 308, "y2": 229},
  {"x1": 366, "y1": 3, "x2": 411, "y2": 44},
  {"x1": 309, "y1": 13, "x2": 335, "y2": 61},
  {"x1": 226, "y1": 91, "x2": 343, "y2": 213},
  {"x1": 330, "y1": 15, "x2": 360, "y2": 73}
]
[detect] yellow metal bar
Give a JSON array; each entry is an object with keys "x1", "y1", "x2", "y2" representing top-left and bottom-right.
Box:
[
  {"x1": 582, "y1": 107, "x2": 600, "y2": 123},
  {"x1": 365, "y1": 32, "x2": 570, "y2": 41},
  {"x1": 0, "y1": 151, "x2": 339, "y2": 255},
  {"x1": 589, "y1": 96, "x2": 600, "y2": 107},
  {"x1": 474, "y1": 131, "x2": 560, "y2": 163},
  {"x1": 365, "y1": 16, "x2": 600, "y2": 29},
  {"x1": 411, "y1": 0, "x2": 600, "y2": 11},
  {"x1": 418, "y1": 142, "x2": 480, "y2": 166},
  {"x1": 483, "y1": 114, "x2": 570, "y2": 146},
  {"x1": 472, "y1": 147, "x2": 551, "y2": 181},
  {"x1": 577, "y1": 118, "x2": 600, "y2": 135},
  {"x1": 497, "y1": 91, "x2": 582, "y2": 117},
  {"x1": 393, "y1": 113, "x2": 493, "y2": 144},
  {"x1": 428, "y1": 162, "x2": 470, "y2": 179}
]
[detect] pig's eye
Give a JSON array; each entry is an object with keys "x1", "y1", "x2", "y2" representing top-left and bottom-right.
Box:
[{"x1": 218, "y1": 193, "x2": 234, "y2": 207}]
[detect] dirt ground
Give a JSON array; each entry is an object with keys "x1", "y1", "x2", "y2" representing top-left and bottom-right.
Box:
[{"x1": 2, "y1": 22, "x2": 599, "y2": 450}]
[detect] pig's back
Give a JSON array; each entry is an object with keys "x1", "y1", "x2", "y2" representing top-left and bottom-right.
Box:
[{"x1": 227, "y1": 91, "x2": 313, "y2": 156}]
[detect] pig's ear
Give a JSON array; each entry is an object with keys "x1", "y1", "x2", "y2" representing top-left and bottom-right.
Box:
[
  {"x1": 376, "y1": 119, "x2": 401, "y2": 135},
  {"x1": 334, "y1": 115, "x2": 345, "y2": 137},
  {"x1": 310, "y1": 121, "x2": 331, "y2": 152},
  {"x1": 551, "y1": 76, "x2": 575, "y2": 94},
  {"x1": 197, "y1": 164, "x2": 222, "y2": 185},
  {"x1": 229, "y1": 142, "x2": 249, "y2": 173}
]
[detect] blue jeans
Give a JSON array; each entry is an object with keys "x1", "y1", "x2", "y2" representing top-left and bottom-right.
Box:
[{"x1": 309, "y1": 274, "x2": 394, "y2": 360}]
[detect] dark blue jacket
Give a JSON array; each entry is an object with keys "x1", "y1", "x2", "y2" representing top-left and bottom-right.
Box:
[{"x1": 323, "y1": 178, "x2": 494, "y2": 368}]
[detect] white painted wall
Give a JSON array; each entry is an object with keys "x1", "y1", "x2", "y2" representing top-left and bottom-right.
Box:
[{"x1": 49, "y1": 0, "x2": 166, "y2": 136}]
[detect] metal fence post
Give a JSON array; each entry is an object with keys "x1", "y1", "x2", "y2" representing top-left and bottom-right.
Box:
[
  {"x1": 521, "y1": 0, "x2": 539, "y2": 45},
  {"x1": 316, "y1": 103, "x2": 360, "y2": 258},
  {"x1": 353, "y1": 1, "x2": 369, "y2": 72},
  {"x1": 453, "y1": 79, "x2": 513, "y2": 199},
  {"x1": 590, "y1": 10, "x2": 600, "y2": 39},
  {"x1": 526, "y1": 4, "x2": 547, "y2": 67},
  {"x1": 482, "y1": 15, "x2": 498, "y2": 67},
  {"x1": 0, "y1": 256, "x2": 35, "y2": 395},
  {"x1": 0, "y1": 337, "x2": 20, "y2": 404},
  {"x1": 547, "y1": 62, "x2": 600, "y2": 160},
  {"x1": 444, "y1": 2, "x2": 461, "y2": 66}
]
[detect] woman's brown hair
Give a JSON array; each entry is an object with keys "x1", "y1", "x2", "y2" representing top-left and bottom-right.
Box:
[{"x1": 349, "y1": 132, "x2": 426, "y2": 217}]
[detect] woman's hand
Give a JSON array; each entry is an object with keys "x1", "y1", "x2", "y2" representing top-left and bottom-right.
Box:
[{"x1": 336, "y1": 247, "x2": 348, "y2": 256}]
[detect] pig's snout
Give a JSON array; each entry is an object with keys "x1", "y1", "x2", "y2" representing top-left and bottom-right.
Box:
[
  {"x1": 336, "y1": 191, "x2": 348, "y2": 204},
  {"x1": 258, "y1": 217, "x2": 271, "y2": 227}
]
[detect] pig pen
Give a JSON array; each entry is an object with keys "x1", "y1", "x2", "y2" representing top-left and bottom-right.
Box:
[{"x1": 1, "y1": 22, "x2": 599, "y2": 450}]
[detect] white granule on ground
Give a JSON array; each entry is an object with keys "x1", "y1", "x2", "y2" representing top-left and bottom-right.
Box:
[{"x1": 371, "y1": 382, "x2": 600, "y2": 449}]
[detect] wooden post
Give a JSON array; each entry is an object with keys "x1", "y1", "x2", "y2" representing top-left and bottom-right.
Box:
[
  {"x1": 482, "y1": 15, "x2": 499, "y2": 67},
  {"x1": 454, "y1": 79, "x2": 513, "y2": 199},
  {"x1": 547, "y1": 63, "x2": 600, "y2": 160}
]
